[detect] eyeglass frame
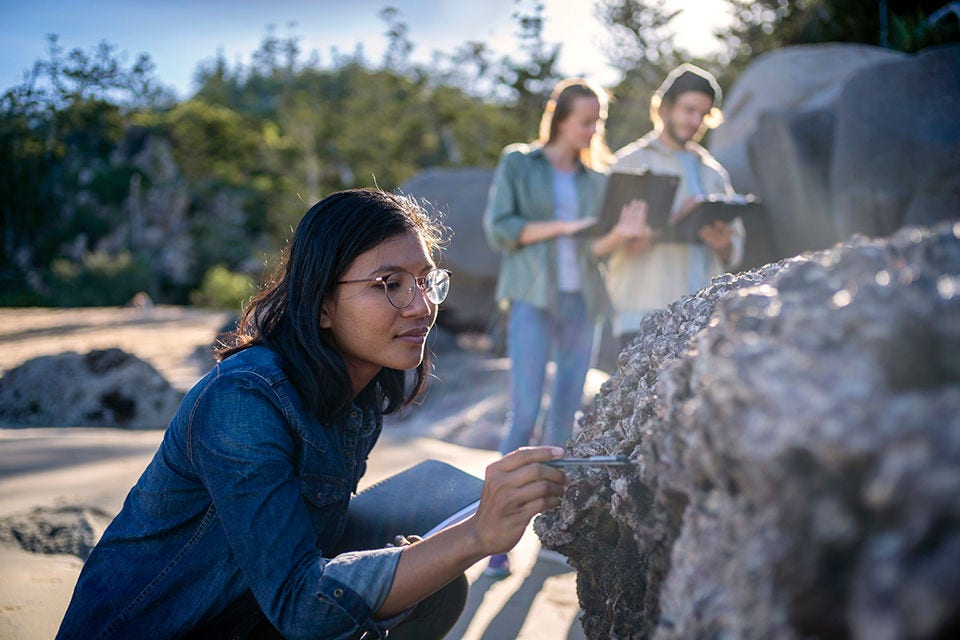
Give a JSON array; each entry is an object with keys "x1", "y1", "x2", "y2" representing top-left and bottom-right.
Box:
[{"x1": 335, "y1": 267, "x2": 452, "y2": 309}]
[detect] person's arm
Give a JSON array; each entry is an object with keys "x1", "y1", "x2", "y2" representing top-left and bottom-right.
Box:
[
  {"x1": 375, "y1": 447, "x2": 567, "y2": 617},
  {"x1": 520, "y1": 217, "x2": 597, "y2": 246},
  {"x1": 483, "y1": 149, "x2": 528, "y2": 253},
  {"x1": 483, "y1": 148, "x2": 596, "y2": 251},
  {"x1": 696, "y1": 159, "x2": 743, "y2": 269},
  {"x1": 189, "y1": 375, "x2": 407, "y2": 640}
]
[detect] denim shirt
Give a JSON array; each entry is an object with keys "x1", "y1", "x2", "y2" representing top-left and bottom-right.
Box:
[{"x1": 57, "y1": 346, "x2": 407, "y2": 640}]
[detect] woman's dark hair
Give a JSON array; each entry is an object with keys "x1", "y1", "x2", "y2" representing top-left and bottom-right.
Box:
[{"x1": 217, "y1": 188, "x2": 447, "y2": 421}]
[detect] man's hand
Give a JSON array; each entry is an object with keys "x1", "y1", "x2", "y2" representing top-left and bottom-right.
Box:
[
  {"x1": 613, "y1": 199, "x2": 652, "y2": 239},
  {"x1": 672, "y1": 195, "x2": 705, "y2": 223},
  {"x1": 698, "y1": 220, "x2": 733, "y2": 263},
  {"x1": 468, "y1": 447, "x2": 567, "y2": 556},
  {"x1": 592, "y1": 200, "x2": 657, "y2": 257}
]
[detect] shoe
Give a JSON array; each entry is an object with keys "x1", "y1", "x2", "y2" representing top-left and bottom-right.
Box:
[{"x1": 483, "y1": 553, "x2": 511, "y2": 579}]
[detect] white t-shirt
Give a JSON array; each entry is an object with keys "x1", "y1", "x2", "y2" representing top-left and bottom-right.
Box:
[{"x1": 552, "y1": 168, "x2": 581, "y2": 293}]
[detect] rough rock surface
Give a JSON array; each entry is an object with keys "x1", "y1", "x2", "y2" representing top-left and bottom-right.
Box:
[
  {"x1": 536, "y1": 222, "x2": 960, "y2": 639},
  {"x1": 0, "y1": 506, "x2": 112, "y2": 560},
  {"x1": 709, "y1": 43, "x2": 960, "y2": 267},
  {"x1": 831, "y1": 46, "x2": 960, "y2": 240},
  {"x1": 710, "y1": 43, "x2": 904, "y2": 195},
  {"x1": 0, "y1": 348, "x2": 182, "y2": 428}
]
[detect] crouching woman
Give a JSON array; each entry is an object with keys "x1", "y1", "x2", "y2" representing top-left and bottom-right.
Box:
[{"x1": 56, "y1": 189, "x2": 567, "y2": 640}]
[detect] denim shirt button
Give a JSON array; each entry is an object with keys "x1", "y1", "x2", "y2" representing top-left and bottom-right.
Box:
[{"x1": 333, "y1": 588, "x2": 344, "y2": 598}]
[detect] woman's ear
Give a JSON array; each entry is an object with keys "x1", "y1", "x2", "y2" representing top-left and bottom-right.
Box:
[{"x1": 319, "y1": 299, "x2": 333, "y2": 329}]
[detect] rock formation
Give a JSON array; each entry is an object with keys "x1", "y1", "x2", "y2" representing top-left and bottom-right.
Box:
[
  {"x1": 0, "y1": 348, "x2": 182, "y2": 429},
  {"x1": 0, "y1": 506, "x2": 112, "y2": 560},
  {"x1": 709, "y1": 44, "x2": 960, "y2": 267},
  {"x1": 399, "y1": 167, "x2": 499, "y2": 331},
  {"x1": 536, "y1": 222, "x2": 960, "y2": 639}
]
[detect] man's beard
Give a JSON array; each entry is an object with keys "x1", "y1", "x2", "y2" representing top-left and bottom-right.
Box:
[{"x1": 662, "y1": 119, "x2": 696, "y2": 147}]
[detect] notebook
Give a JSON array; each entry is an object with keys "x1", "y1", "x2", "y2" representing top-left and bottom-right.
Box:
[{"x1": 331, "y1": 459, "x2": 484, "y2": 554}]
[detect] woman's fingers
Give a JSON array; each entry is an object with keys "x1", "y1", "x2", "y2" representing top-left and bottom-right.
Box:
[
  {"x1": 471, "y1": 449, "x2": 570, "y2": 553},
  {"x1": 491, "y1": 446, "x2": 564, "y2": 473}
]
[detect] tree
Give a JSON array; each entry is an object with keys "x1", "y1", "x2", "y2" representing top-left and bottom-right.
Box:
[
  {"x1": 497, "y1": 0, "x2": 563, "y2": 136},
  {"x1": 717, "y1": 0, "x2": 960, "y2": 77},
  {"x1": 0, "y1": 35, "x2": 172, "y2": 305}
]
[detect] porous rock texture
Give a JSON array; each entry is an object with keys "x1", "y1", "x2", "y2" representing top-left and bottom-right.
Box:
[
  {"x1": 536, "y1": 222, "x2": 960, "y2": 639},
  {"x1": 0, "y1": 348, "x2": 182, "y2": 428},
  {"x1": 0, "y1": 506, "x2": 112, "y2": 560}
]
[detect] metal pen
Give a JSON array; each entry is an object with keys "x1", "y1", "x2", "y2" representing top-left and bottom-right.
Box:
[{"x1": 546, "y1": 455, "x2": 634, "y2": 468}]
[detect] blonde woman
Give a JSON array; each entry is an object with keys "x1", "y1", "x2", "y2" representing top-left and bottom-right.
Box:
[{"x1": 482, "y1": 79, "x2": 617, "y2": 577}]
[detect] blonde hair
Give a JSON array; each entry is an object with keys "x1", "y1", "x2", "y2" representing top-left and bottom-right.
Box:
[{"x1": 538, "y1": 78, "x2": 614, "y2": 170}]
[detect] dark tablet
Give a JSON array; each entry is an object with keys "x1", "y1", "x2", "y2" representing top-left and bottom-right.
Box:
[
  {"x1": 670, "y1": 193, "x2": 760, "y2": 242},
  {"x1": 596, "y1": 170, "x2": 680, "y2": 234}
]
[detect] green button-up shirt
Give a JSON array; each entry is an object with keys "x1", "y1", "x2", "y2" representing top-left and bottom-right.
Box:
[{"x1": 482, "y1": 143, "x2": 611, "y2": 320}]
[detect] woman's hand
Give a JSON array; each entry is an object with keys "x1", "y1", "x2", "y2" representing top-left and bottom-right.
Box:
[
  {"x1": 468, "y1": 447, "x2": 568, "y2": 556},
  {"x1": 378, "y1": 447, "x2": 566, "y2": 617},
  {"x1": 386, "y1": 534, "x2": 423, "y2": 548}
]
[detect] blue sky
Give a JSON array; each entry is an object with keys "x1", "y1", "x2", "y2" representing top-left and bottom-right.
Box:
[{"x1": 0, "y1": 0, "x2": 728, "y2": 99}]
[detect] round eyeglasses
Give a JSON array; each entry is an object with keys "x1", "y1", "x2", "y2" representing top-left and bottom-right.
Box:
[{"x1": 336, "y1": 268, "x2": 452, "y2": 309}]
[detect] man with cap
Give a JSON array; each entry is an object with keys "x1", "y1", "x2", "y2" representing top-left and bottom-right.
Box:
[{"x1": 592, "y1": 63, "x2": 745, "y2": 350}]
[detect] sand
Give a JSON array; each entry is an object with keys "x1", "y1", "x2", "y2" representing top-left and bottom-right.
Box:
[{"x1": 0, "y1": 306, "x2": 589, "y2": 639}]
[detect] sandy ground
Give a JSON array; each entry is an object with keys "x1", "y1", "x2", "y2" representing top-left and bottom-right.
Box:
[{"x1": 0, "y1": 306, "x2": 591, "y2": 640}]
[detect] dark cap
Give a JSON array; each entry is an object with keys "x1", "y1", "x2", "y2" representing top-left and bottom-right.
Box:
[{"x1": 656, "y1": 63, "x2": 722, "y2": 107}]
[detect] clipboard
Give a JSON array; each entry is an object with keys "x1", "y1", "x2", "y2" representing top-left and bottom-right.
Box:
[{"x1": 596, "y1": 170, "x2": 680, "y2": 234}]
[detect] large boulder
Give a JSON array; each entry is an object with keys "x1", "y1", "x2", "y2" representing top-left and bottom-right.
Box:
[
  {"x1": 0, "y1": 348, "x2": 182, "y2": 428},
  {"x1": 0, "y1": 506, "x2": 112, "y2": 560},
  {"x1": 710, "y1": 44, "x2": 960, "y2": 267},
  {"x1": 536, "y1": 222, "x2": 960, "y2": 639},
  {"x1": 831, "y1": 46, "x2": 960, "y2": 239},
  {"x1": 711, "y1": 44, "x2": 905, "y2": 194},
  {"x1": 399, "y1": 167, "x2": 498, "y2": 331}
]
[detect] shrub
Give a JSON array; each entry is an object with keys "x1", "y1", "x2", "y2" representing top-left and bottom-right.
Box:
[
  {"x1": 189, "y1": 264, "x2": 255, "y2": 311},
  {"x1": 47, "y1": 251, "x2": 152, "y2": 306}
]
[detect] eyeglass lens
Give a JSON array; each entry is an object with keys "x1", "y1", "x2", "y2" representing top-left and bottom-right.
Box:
[{"x1": 385, "y1": 269, "x2": 450, "y2": 308}]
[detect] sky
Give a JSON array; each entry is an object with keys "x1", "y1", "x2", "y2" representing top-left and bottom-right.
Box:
[{"x1": 0, "y1": 0, "x2": 730, "y2": 99}]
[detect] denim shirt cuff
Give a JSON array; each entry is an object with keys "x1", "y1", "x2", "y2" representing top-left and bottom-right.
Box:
[{"x1": 318, "y1": 546, "x2": 411, "y2": 636}]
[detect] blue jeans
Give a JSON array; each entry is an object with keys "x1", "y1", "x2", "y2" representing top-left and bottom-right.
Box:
[{"x1": 499, "y1": 294, "x2": 598, "y2": 455}]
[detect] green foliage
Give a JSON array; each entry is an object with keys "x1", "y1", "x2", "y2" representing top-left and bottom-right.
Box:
[
  {"x1": 1, "y1": 35, "x2": 173, "y2": 306},
  {"x1": 8, "y1": 2, "x2": 955, "y2": 310},
  {"x1": 189, "y1": 264, "x2": 255, "y2": 311},
  {"x1": 595, "y1": 0, "x2": 691, "y2": 150},
  {"x1": 161, "y1": 99, "x2": 263, "y2": 187},
  {"x1": 717, "y1": 0, "x2": 960, "y2": 77},
  {"x1": 46, "y1": 251, "x2": 152, "y2": 307}
]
